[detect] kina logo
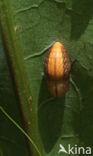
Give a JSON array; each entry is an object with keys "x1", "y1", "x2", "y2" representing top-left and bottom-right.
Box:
[{"x1": 58, "y1": 144, "x2": 92, "y2": 155}]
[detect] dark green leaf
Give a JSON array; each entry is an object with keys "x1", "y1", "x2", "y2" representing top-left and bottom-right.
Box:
[{"x1": 0, "y1": 0, "x2": 93, "y2": 156}]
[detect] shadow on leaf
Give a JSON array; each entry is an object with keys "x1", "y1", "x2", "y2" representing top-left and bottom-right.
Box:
[{"x1": 38, "y1": 78, "x2": 65, "y2": 153}]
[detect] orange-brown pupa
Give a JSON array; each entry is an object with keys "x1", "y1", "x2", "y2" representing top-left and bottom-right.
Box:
[{"x1": 44, "y1": 42, "x2": 71, "y2": 97}]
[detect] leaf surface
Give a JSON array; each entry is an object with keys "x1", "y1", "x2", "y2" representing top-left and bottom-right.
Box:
[{"x1": 0, "y1": 0, "x2": 93, "y2": 156}]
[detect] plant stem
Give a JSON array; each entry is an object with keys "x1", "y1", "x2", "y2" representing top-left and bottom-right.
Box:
[{"x1": 0, "y1": 106, "x2": 41, "y2": 156}]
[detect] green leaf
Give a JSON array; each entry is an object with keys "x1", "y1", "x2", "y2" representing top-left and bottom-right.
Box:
[
  {"x1": 0, "y1": 36, "x2": 30, "y2": 156},
  {"x1": 0, "y1": 0, "x2": 93, "y2": 156}
]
